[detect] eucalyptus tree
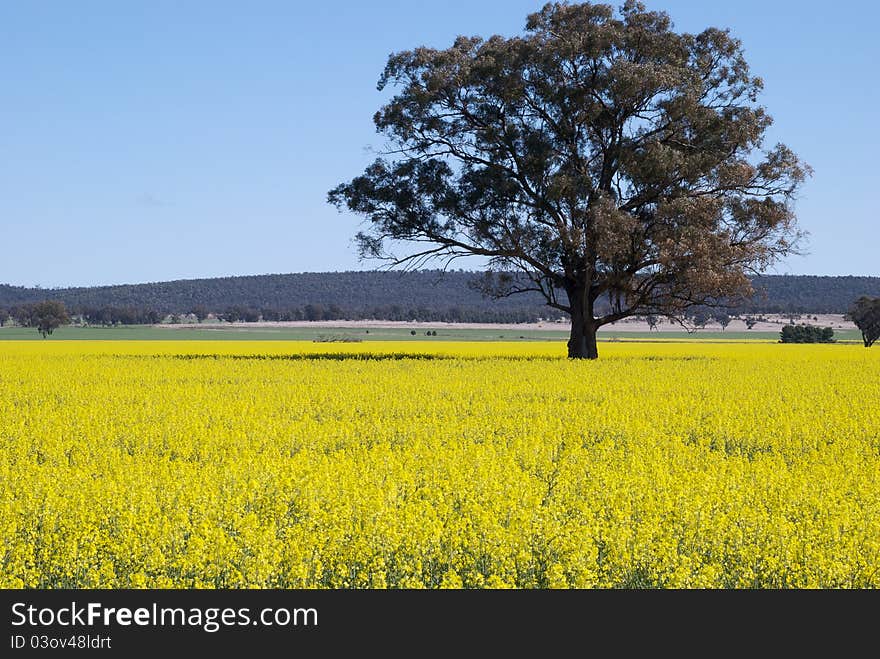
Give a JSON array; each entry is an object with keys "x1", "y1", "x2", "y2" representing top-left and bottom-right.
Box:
[
  {"x1": 330, "y1": 1, "x2": 809, "y2": 358},
  {"x1": 848, "y1": 296, "x2": 880, "y2": 348}
]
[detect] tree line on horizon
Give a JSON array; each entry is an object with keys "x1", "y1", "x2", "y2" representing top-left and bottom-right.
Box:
[
  {"x1": 0, "y1": 272, "x2": 877, "y2": 326},
  {"x1": 3, "y1": 276, "x2": 879, "y2": 346}
]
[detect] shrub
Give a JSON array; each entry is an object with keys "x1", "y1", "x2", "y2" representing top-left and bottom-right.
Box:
[{"x1": 779, "y1": 325, "x2": 834, "y2": 343}]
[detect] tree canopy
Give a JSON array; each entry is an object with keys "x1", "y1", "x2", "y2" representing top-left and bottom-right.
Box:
[
  {"x1": 848, "y1": 296, "x2": 880, "y2": 348},
  {"x1": 779, "y1": 324, "x2": 834, "y2": 344},
  {"x1": 329, "y1": 1, "x2": 809, "y2": 357},
  {"x1": 32, "y1": 300, "x2": 70, "y2": 338}
]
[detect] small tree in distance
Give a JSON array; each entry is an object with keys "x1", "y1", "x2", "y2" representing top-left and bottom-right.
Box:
[
  {"x1": 33, "y1": 300, "x2": 70, "y2": 338},
  {"x1": 688, "y1": 308, "x2": 712, "y2": 329},
  {"x1": 847, "y1": 296, "x2": 880, "y2": 348},
  {"x1": 329, "y1": 1, "x2": 810, "y2": 358},
  {"x1": 713, "y1": 311, "x2": 732, "y2": 332},
  {"x1": 191, "y1": 305, "x2": 209, "y2": 323}
]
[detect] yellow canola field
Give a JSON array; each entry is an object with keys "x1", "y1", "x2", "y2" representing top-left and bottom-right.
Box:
[{"x1": 1, "y1": 341, "x2": 878, "y2": 588}]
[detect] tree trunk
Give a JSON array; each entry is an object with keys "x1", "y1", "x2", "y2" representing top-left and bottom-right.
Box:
[{"x1": 567, "y1": 292, "x2": 599, "y2": 359}]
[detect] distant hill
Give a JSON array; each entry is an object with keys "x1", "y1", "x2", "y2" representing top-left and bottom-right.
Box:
[
  {"x1": 0, "y1": 272, "x2": 877, "y2": 323},
  {"x1": 738, "y1": 275, "x2": 880, "y2": 314}
]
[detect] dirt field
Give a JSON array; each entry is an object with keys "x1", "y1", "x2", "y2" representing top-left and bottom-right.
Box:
[{"x1": 158, "y1": 313, "x2": 856, "y2": 333}]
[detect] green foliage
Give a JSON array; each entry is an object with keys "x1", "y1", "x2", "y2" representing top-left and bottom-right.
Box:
[
  {"x1": 687, "y1": 309, "x2": 712, "y2": 329},
  {"x1": 713, "y1": 311, "x2": 732, "y2": 330},
  {"x1": 779, "y1": 324, "x2": 834, "y2": 344},
  {"x1": 32, "y1": 300, "x2": 70, "y2": 338},
  {"x1": 191, "y1": 305, "x2": 209, "y2": 322},
  {"x1": 847, "y1": 296, "x2": 880, "y2": 347}
]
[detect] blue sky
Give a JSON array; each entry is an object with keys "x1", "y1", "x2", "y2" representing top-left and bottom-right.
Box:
[{"x1": 1, "y1": 0, "x2": 877, "y2": 288}]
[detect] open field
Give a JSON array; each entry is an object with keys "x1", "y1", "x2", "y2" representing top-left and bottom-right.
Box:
[
  {"x1": 0, "y1": 319, "x2": 864, "y2": 343},
  {"x1": 1, "y1": 340, "x2": 878, "y2": 588},
  {"x1": 154, "y1": 313, "x2": 857, "y2": 333}
]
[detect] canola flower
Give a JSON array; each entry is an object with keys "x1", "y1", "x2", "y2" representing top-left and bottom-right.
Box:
[{"x1": 0, "y1": 340, "x2": 878, "y2": 588}]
